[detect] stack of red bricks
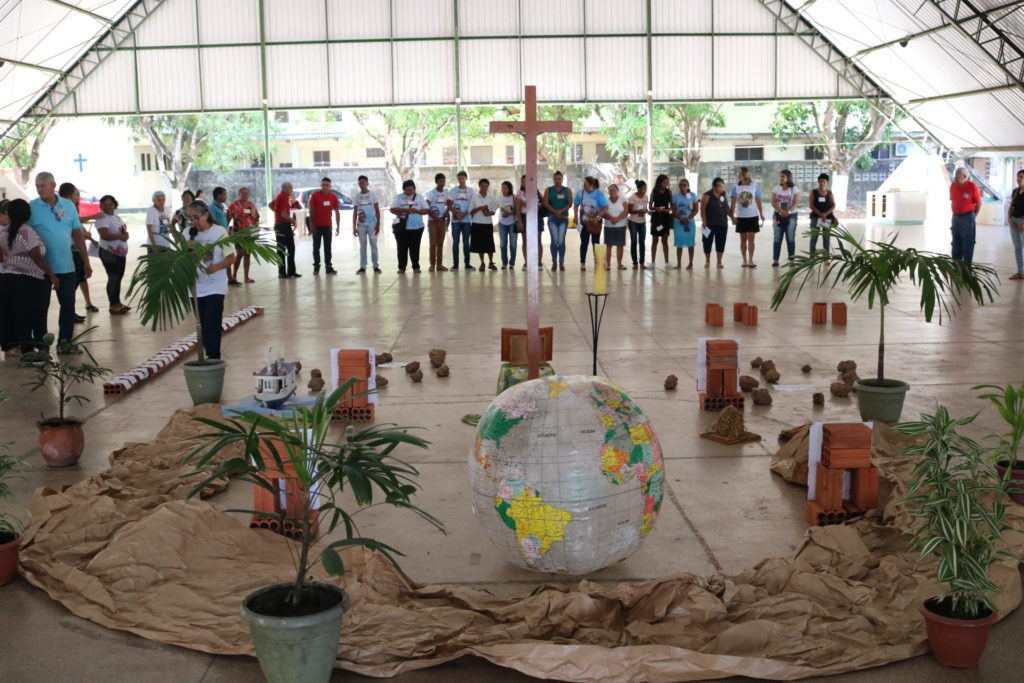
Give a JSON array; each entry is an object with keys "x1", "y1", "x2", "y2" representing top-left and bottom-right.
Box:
[
  {"x1": 805, "y1": 422, "x2": 879, "y2": 525},
  {"x1": 705, "y1": 303, "x2": 724, "y2": 326},
  {"x1": 250, "y1": 440, "x2": 320, "y2": 540},
  {"x1": 333, "y1": 349, "x2": 375, "y2": 423},
  {"x1": 700, "y1": 339, "x2": 744, "y2": 411},
  {"x1": 731, "y1": 302, "x2": 758, "y2": 326}
]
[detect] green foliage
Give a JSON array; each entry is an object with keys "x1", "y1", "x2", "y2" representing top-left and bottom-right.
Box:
[
  {"x1": 125, "y1": 227, "x2": 279, "y2": 361},
  {"x1": 771, "y1": 226, "x2": 999, "y2": 380},
  {"x1": 973, "y1": 384, "x2": 1024, "y2": 495},
  {"x1": 770, "y1": 100, "x2": 898, "y2": 174},
  {"x1": 895, "y1": 404, "x2": 1018, "y2": 619},
  {"x1": 19, "y1": 329, "x2": 111, "y2": 423},
  {"x1": 534, "y1": 105, "x2": 596, "y2": 172},
  {"x1": 0, "y1": 390, "x2": 27, "y2": 539},
  {"x1": 185, "y1": 383, "x2": 443, "y2": 608}
]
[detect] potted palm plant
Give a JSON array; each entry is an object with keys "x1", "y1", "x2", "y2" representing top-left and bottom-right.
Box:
[
  {"x1": 185, "y1": 382, "x2": 443, "y2": 683},
  {"x1": 126, "y1": 225, "x2": 279, "y2": 405},
  {"x1": 0, "y1": 390, "x2": 27, "y2": 586},
  {"x1": 974, "y1": 383, "x2": 1024, "y2": 505},
  {"x1": 895, "y1": 403, "x2": 1018, "y2": 668},
  {"x1": 771, "y1": 226, "x2": 998, "y2": 422},
  {"x1": 19, "y1": 329, "x2": 111, "y2": 467}
]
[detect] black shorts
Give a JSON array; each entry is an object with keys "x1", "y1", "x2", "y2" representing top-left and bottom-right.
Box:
[
  {"x1": 72, "y1": 250, "x2": 86, "y2": 283},
  {"x1": 735, "y1": 216, "x2": 760, "y2": 233}
]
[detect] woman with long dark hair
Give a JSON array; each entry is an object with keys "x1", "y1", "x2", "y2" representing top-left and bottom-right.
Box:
[
  {"x1": 648, "y1": 174, "x2": 673, "y2": 267},
  {"x1": 94, "y1": 195, "x2": 130, "y2": 314},
  {"x1": 0, "y1": 199, "x2": 59, "y2": 355},
  {"x1": 730, "y1": 166, "x2": 764, "y2": 268},
  {"x1": 771, "y1": 169, "x2": 800, "y2": 266},
  {"x1": 186, "y1": 200, "x2": 235, "y2": 360}
]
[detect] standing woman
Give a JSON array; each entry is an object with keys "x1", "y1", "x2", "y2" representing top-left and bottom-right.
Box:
[
  {"x1": 0, "y1": 199, "x2": 60, "y2": 355},
  {"x1": 603, "y1": 183, "x2": 629, "y2": 270},
  {"x1": 1008, "y1": 169, "x2": 1024, "y2": 280},
  {"x1": 542, "y1": 171, "x2": 572, "y2": 270},
  {"x1": 808, "y1": 173, "x2": 837, "y2": 254},
  {"x1": 468, "y1": 179, "x2": 497, "y2": 271},
  {"x1": 227, "y1": 187, "x2": 259, "y2": 284},
  {"x1": 573, "y1": 176, "x2": 609, "y2": 271},
  {"x1": 671, "y1": 178, "x2": 698, "y2": 270},
  {"x1": 627, "y1": 179, "x2": 648, "y2": 269},
  {"x1": 186, "y1": 200, "x2": 235, "y2": 361},
  {"x1": 516, "y1": 174, "x2": 545, "y2": 271},
  {"x1": 770, "y1": 169, "x2": 800, "y2": 266},
  {"x1": 497, "y1": 181, "x2": 518, "y2": 269},
  {"x1": 700, "y1": 178, "x2": 731, "y2": 269},
  {"x1": 390, "y1": 180, "x2": 430, "y2": 274},
  {"x1": 173, "y1": 189, "x2": 196, "y2": 235},
  {"x1": 730, "y1": 167, "x2": 764, "y2": 267},
  {"x1": 94, "y1": 195, "x2": 131, "y2": 314},
  {"x1": 648, "y1": 174, "x2": 673, "y2": 267}
]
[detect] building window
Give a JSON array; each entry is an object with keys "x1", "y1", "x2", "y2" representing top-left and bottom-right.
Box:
[
  {"x1": 734, "y1": 146, "x2": 764, "y2": 161},
  {"x1": 140, "y1": 153, "x2": 153, "y2": 171},
  {"x1": 470, "y1": 145, "x2": 493, "y2": 165},
  {"x1": 505, "y1": 145, "x2": 515, "y2": 165},
  {"x1": 870, "y1": 145, "x2": 891, "y2": 160},
  {"x1": 274, "y1": 111, "x2": 289, "y2": 123},
  {"x1": 595, "y1": 143, "x2": 614, "y2": 164},
  {"x1": 804, "y1": 147, "x2": 824, "y2": 161},
  {"x1": 366, "y1": 148, "x2": 385, "y2": 158},
  {"x1": 251, "y1": 155, "x2": 265, "y2": 169},
  {"x1": 443, "y1": 146, "x2": 457, "y2": 165},
  {"x1": 313, "y1": 151, "x2": 331, "y2": 167},
  {"x1": 570, "y1": 144, "x2": 583, "y2": 164},
  {"x1": 279, "y1": 162, "x2": 293, "y2": 168}
]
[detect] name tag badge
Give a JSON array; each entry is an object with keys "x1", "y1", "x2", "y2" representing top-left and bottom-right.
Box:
[
  {"x1": 243, "y1": 209, "x2": 250, "y2": 215},
  {"x1": 963, "y1": 193, "x2": 969, "y2": 199},
  {"x1": 323, "y1": 201, "x2": 330, "y2": 206},
  {"x1": 817, "y1": 196, "x2": 826, "y2": 202}
]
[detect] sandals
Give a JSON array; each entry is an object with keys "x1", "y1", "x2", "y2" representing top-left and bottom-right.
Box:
[
  {"x1": 617, "y1": 265, "x2": 627, "y2": 270},
  {"x1": 1010, "y1": 273, "x2": 1024, "y2": 280},
  {"x1": 85, "y1": 304, "x2": 99, "y2": 312},
  {"x1": 489, "y1": 263, "x2": 497, "y2": 270}
]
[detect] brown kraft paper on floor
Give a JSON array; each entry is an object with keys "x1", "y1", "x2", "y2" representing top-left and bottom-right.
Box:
[{"x1": 16, "y1": 409, "x2": 1024, "y2": 682}]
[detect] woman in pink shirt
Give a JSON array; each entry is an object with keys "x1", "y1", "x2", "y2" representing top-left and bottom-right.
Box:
[{"x1": 227, "y1": 187, "x2": 259, "y2": 284}]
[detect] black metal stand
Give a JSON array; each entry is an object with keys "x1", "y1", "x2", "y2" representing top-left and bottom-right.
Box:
[{"x1": 586, "y1": 292, "x2": 609, "y2": 376}]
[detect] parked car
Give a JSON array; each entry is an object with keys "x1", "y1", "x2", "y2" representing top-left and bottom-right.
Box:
[{"x1": 77, "y1": 190, "x2": 102, "y2": 218}]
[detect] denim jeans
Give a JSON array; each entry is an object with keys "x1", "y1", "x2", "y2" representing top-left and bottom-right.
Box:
[
  {"x1": 312, "y1": 225, "x2": 332, "y2": 268},
  {"x1": 772, "y1": 212, "x2": 798, "y2": 261},
  {"x1": 451, "y1": 221, "x2": 472, "y2": 266},
  {"x1": 547, "y1": 217, "x2": 568, "y2": 264},
  {"x1": 0, "y1": 274, "x2": 49, "y2": 352},
  {"x1": 55, "y1": 271, "x2": 77, "y2": 344},
  {"x1": 579, "y1": 227, "x2": 601, "y2": 264},
  {"x1": 357, "y1": 224, "x2": 379, "y2": 269},
  {"x1": 197, "y1": 293, "x2": 225, "y2": 360},
  {"x1": 627, "y1": 221, "x2": 646, "y2": 264},
  {"x1": 809, "y1": 215, "x2": 832, "y2": 252},
  {"x1": 98, "y1": 248, "x2": 126, "y2": 306},
  {"x1": 499, "y1": 223, "x2": 518, "y2": 266},
  {"x1": 951, "y1": 212, "x2": 976, "y2": 263},
  {"x1": 1010, "y1": 217, "x2": 1024, "y2": 274}
]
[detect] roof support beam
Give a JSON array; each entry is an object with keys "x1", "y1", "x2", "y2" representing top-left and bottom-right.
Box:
[
  {"x1": 44, "y1": 0, "x2": 111, "y2": 25},
  {"x1": 922, "y1": 0, "x2": 1024, "y2": 89},
  {"x1": 852, "y1": 0, "x2": 1024, "y2": 58},
  {"x1": 0, "y1": 0, "x2": 168, "y2": 163},
  {"x1": 0, "y1": 57, "x2": 63, "y2": 74},
  {"x1": 906, "y1": 83, "x2": 1019, "y2": 105}
]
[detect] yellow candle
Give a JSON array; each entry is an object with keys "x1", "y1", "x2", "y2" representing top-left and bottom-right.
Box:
[{"x1": 593, "y1": 245, "x2": 607, "y2": 294}]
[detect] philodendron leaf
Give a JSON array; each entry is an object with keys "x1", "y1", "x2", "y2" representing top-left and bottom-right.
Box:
[{"x1": 321, "y1": 547, "x2": 346, "y2": 576}]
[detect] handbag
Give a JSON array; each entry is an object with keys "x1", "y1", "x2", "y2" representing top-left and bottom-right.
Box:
[
  {"x1": 584, "y1": 215, "x2": 603, "y2": 235},
  {"x1": 392, "y1": 194, "x2": 414, "y2": 235}
]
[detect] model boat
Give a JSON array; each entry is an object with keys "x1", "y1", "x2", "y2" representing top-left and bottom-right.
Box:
[{"x1": 254, "y1": 348, "x2": 298, "y2": 409}]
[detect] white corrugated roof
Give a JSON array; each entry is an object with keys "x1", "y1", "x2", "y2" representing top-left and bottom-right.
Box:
[{"x1": 2, "y1": 0, "x2": 1023, "y2": 155}]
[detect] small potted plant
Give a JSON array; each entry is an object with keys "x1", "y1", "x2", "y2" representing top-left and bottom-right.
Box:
[
  {"x1": 0, "y1": 390, "x2": 27, "y2": 586},
  {"x1": 771, "y1": 226, "x2": 999, "y2": 422},
  {"x1": 126, "y1": 225, "x2": 278, "y2": 405},
  {"x1": 185, "y1": 382, "x2": 443, "y2": 683},
  {"x1": 974, "y1": 383, "x2": 1024, "y2": 505},
  {"x1": 895, "y1": 404, "x2": 1018, "y2": 668},
  {"x1": 19, "y1": 328, "x2": 111, "y2": 467}
]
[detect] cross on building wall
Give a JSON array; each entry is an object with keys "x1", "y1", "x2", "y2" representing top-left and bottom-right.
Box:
[
  {"x1": 74, "y1": 154, "x2": 87, "y2": 172},
  {"x1": 489, "y1": 86, "x2": 572, "y2": 380}
]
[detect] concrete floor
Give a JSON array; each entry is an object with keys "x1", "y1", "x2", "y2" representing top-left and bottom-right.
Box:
[{"x1": 1, "y1": 217, "x2": 1022, "y2": 682}]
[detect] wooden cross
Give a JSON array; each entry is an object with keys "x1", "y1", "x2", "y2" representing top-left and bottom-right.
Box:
[{"x1": 490, "y1": 86, "x2": 573, "y2": 379}]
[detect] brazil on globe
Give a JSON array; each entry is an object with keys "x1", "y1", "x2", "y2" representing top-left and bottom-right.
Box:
[{"x1": 470, "y1": 375, "x2": 665, "y2": 574}]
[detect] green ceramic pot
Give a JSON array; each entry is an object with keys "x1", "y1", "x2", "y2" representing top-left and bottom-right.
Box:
[
  {"x1": 182, "y1": 359, "x2": 226, "y2": 405},
  {"x1": 854, "y1": 378, "x2": 909, "y2": 423}
]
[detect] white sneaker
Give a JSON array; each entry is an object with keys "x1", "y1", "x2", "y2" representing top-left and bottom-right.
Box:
[{"x1": 666, "y1": 264, "x2": 678, "y2": 270}]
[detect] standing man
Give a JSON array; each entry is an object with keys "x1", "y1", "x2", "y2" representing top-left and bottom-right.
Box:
[
  {"x1": 950, "y1": 167, "x2": 981, "y2": 263},
  {"x1": 28, "y1": 172, "x2": 91, "y2": 348},
  {"x1": 270, "y1": 182, "x2": 300, "y2": 278},
  {"x1": 352, "y1": 175, "x2": 381, "y2": 274},
  {"x1": 309, "y1": 177, "x2": 339, "y2": 274},
  {"x1": 448, "y1": 170, "x2": 475, "y2": 271},
  {"x1": 425, "y1": 173, "x2": 450, "y2": 271}
]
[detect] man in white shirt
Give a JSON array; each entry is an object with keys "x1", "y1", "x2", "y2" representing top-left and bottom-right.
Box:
[{"x1": 425, "y1": 173, "x2": 450, "y2": 271}]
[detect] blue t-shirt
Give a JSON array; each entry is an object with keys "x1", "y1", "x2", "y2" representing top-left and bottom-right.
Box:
[
  {"x1": 28, "y1": 196, "x2": 81, "y2": 274},
  {"x1": 209, "y1": 201, "x2": 228, "y2": 229},
  {"x1": 574, "y1": 189, "x2": 609, "y2": 221},
  {"x1": 673, "y1": 192, "x2": 698, "y2": 230}
]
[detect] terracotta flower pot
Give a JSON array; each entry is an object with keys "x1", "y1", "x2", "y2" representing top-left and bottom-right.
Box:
[
  {"x1": 919, "y1": 599, "x2": 997, "y2": 668},
  {"x1": 995, "y1": 460, "x2": 1024, "y2": 506},
  {"x1": 0, "y1": 533, "x2": 20, "y2": 586},
  {"x1": 37, "y1": 419, "x2": 85, "y2": 467}
]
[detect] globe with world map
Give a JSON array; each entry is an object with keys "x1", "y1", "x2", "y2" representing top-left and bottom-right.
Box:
[{"x1": 470, "y1": 375, "x2": 665, "y2": 574}]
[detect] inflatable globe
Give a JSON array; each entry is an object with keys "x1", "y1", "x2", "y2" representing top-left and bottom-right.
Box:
[{"x1": 470, "y1": 375, "x2": 665, "y2": 574}]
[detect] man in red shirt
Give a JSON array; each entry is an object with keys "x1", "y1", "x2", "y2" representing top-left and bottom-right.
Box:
[
  {"x1": 949, "y1": 167, "x2": 981, "y2": 263},
  {"x1": 269, "y1": 181, "x2": 300, "y2": 278},
  {"x1": 309, "y1": 177, "x2": 340, "y2": 274}
]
